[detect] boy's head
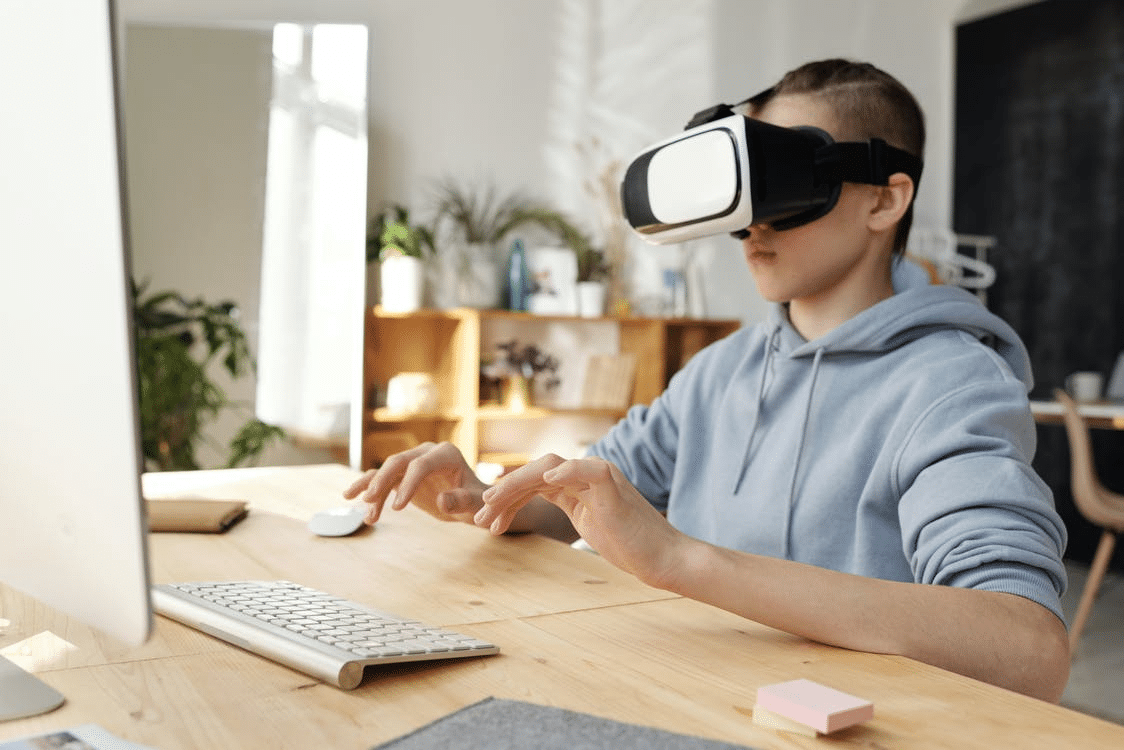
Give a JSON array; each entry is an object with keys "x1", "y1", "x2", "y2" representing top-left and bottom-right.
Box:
[{"x1": 745, "y1": 59, "x2": 925, "y2": 254}]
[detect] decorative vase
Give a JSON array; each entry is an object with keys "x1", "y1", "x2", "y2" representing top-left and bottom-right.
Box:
[
  {"x1": 380, "y1": 255, "x2": 424, "y2": 313},
  {"x1": 502, "y1": 374, "x2": 532, "y2": 412},
  {"x1": 576, "y1": 281, "x2": 606, "y2": 318},
  {"x1": 506, "y1": 239, "x2": 530, "y2": 311}
]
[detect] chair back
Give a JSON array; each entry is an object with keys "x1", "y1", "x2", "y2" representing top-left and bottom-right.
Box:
[{"x1": 1054, "y1": 388, "x2": 1119, "y2": 528}]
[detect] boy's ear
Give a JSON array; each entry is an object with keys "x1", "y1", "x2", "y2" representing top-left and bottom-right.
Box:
[{"x1": 867, "y1": 172, "x2": 914, "y2": 233}]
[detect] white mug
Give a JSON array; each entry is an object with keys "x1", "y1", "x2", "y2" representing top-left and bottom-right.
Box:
[{"x1": 1066, "y1": 371, "x2": 1104, "y2": 402}]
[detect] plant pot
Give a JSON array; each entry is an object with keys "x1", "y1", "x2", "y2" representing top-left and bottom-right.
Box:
[
  {"x1": 455, "y1": 242, "x2": 501, "y2": 308},
  {"x1": 380, "y1": 255, "x2": 424, "y2": 313},
  {"x1": 431, "y1": 242, "x2": 501, "y2": 309},
  {"x1": 577, "y1": 281, "x2": 606, "y2": 317}
]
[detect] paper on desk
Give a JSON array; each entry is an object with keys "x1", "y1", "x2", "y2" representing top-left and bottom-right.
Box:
[{"x1": 0, "y1": 724, "x2": 158, "y2": 750}]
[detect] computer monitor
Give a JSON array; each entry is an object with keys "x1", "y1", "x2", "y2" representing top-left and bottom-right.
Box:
[{"x1": 0, "y1": 0, "x2": 152, "y2": 720}]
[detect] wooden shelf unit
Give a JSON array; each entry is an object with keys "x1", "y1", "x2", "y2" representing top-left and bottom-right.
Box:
[{"x1": 360, "y1": 307, "x2": 739, "y2": 469}]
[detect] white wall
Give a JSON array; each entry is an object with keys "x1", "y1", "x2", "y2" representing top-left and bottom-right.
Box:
[
  {"x1": 123, "y1": 0, "x2": 1002, "y2": 328},
  {"x1": 116, "y1": 1, "x2": 1041, "y2": 467},
  {"x1": 358, "y1": 0, "x2": 970, "y2": 326}
]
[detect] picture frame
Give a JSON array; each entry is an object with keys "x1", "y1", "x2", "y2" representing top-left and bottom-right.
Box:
[{"x1": 525, "y1": 245, "x2": 578, "y2": 316}]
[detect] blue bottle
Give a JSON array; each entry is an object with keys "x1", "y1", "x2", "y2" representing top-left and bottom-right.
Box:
[{"x1": 506, "y1": 239, "x2": 530, "y2": 311}]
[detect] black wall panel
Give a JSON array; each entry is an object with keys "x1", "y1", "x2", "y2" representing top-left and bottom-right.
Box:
[{"x1": 955, "y1": 0, "x2": 1124, "y2": 567}]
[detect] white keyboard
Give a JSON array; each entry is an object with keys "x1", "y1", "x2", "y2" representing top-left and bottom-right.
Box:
[{"x1": 152, "y1": 580, "x2": 498, "y2": 689}]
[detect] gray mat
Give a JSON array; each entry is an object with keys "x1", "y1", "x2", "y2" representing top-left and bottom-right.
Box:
[{"x1": 372, "y1": 697, "x2": 759, "y2": 750}]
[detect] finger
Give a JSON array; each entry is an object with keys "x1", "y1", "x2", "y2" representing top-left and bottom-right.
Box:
[
  {"x1": 342, "y1": 469, "x2": 377, "y2": 499},
  {"x1": 436, "y1": 488, "x2": 482, "y2": 517},
  {"x1": 528, "y1": 478, "x2": 583, "y2": 525},
  {"x1": 474, "y1": 494, "x2": 519, "y2": 530},
  {"x1": 392, "y1": 442, "x2": 464, "y2": 510},
  {"x1": 482, "y1": 454, "x2": 566, "y2": 503},
  {"x1": 543, "y1": 457, "x2": 614, "y2": 488},
  {"x1": 475, "y1": 483, "x2": 541, "y2": 531},
  {"x1": 474, "y1": 454, "x2": 568, "y2": 531},
  {"x1": 357, "y1": 443, "x2": 437, "y2": 512},
  {"x1": 364, "y1": 494, "x2": 385, "y2": 525},
  {"x1": 486, "y1": 509, "x2": 517, "y2": 535}
]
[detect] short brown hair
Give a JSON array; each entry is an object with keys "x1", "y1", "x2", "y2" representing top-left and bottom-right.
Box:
[{"x1": 748, "y1": 59, "x2": 925, "y2": 253}]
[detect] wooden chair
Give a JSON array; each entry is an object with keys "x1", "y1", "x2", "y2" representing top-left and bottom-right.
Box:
[{"x1": 1053, "y1": 388, "x2": 1124, "y2": 653}]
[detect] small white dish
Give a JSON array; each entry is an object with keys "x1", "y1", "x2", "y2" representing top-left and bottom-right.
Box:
[{"x1": 308, "y1": 504, "x2": 370, "y2": 537}]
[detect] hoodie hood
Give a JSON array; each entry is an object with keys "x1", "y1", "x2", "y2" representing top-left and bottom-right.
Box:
[
  {"x1": 736, "y1": 259, "x2": 1035, "y2": 555},
  {"x1": 764, "y1": 258, "x2": 1034, "y2": 391}
]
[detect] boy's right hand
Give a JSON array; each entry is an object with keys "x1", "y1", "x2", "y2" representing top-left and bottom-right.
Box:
[{"x1": 343, "y1": 442, "x2": 488, "y2": 525}]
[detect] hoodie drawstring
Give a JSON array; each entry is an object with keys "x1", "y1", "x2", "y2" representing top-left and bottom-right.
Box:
[
  {"x1": 733, "y1": 327, "x2": 780, "y2": 495},
  {"x1": 782, "y1": 346, "x2": 824, "y2": 558}
]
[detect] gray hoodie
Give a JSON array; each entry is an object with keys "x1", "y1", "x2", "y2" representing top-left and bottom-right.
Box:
[{"x1": 589, "y1": 261, "x2": 1068, "y2": 621}]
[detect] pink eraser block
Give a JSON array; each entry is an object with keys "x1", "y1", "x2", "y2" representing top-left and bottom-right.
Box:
[{"x1": 755, "y1": 679, "x2": 873, "y2": 733}]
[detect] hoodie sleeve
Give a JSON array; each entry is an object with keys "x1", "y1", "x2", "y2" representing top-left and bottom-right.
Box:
[
  {"x1": 894, "y1": 377, "x2": 1068, "y2": 621},
  {"x1": 585, "y1": 327, "x2": 754, "y2": 512},
  {"x1": 586, "y1": 381, "x2": 682, "y2": 514}
]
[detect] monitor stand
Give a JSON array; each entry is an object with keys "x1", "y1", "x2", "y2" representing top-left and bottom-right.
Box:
[{"x1": 0, "y1": 655, "x2": 65, "y2": 721}]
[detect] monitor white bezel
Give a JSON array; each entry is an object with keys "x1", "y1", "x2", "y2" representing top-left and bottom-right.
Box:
[{"x1": 0, "y1": 0, "x2": 152, "y2": 649}]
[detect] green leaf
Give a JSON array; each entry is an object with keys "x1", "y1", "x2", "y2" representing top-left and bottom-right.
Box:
[{"x1": 132, "y1": 279, "x2": 281, "y2": 471}]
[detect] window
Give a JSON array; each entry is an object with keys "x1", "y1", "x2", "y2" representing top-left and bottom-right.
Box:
[{"x1": 256, "y1": 24, "x2": 368, "y2": 463}]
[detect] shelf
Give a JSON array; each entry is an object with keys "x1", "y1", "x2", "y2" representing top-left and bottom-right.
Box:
[
  {"x1": 370, "y1": 408, "x2": 461, "y2": 423},
  {"x1": 360, "y1": 307, "x2": 739, "y2": 469},
  {"x1": 478, "y1": 451, "x2": 533, "y2": 467},
  {"x1": 476, "y1": 405, "x2": 627, "y2": 421}
]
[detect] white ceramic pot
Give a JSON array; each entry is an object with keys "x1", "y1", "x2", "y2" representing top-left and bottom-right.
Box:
[
  {"x1": 455, "y1": 242, "x2": 501, "y2": 308},
  {"x1": 380, "y1": 254, "x2": 424, "y2": 313},
  {"x1": 576, "y1": 281, "x2": 606, "y2": 318}
]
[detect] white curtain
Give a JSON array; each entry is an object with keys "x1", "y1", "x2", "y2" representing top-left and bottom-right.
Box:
[{"x1": 256, "y1": 24, "x2": 368, "y2": 457}]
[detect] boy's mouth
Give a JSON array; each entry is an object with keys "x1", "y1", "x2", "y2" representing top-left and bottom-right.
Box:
[{"x1": 745, "y1": 239, "x2": 776, "y2": 262}]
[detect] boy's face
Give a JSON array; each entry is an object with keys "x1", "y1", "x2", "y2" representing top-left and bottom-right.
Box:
[{"x1": 741, "y1": 94, "x2": 893, "y2": 309}]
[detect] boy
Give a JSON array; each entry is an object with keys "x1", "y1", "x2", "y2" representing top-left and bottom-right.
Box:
[{"x1": 346, "y1": 59, "x2": 1070, "y2": 701}]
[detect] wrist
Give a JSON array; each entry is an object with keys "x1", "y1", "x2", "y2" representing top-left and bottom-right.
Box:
[{"x1": 642, "y1": 528, "x2": 709, "y2": 594}]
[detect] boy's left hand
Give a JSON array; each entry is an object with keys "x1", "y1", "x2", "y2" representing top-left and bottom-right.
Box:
[{"x1": 477, "y1": 455, "x2": 685, "y2": 587}]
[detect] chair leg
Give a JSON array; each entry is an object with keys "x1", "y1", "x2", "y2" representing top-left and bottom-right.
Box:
[{"x1": 1069, "y1": 530, "x2": 1117, "y2": 655}]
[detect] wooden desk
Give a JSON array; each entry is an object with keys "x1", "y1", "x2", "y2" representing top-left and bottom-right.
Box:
[
  {"x1": 1031, "y1": 398, "x2": 1124, "y2": 429},
  {"x1": 3, "y1": 464, "x2": 1123, "y2": 749}
]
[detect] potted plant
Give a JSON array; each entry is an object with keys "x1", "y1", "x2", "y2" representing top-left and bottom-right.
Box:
[
  {"x1": 132, "y1": 280, "x2": 285, "y2": 471},
  {"x1": 368, "y1": 203, "x2": 434, "y2": 312},
  {"x1": 428, "y1": 178, "x2": 607, "y2": 313},
  {"x1": 504, "y1": 203, "x2": 607, "y2": 316},
  {"x1": 574, "y1": 246, "x2": 609, "y2": 317},
  {"x1": 430, "y1": 179, "x2": 538, "y2": 246},
  {"x1": 429, "y1": 179, "x2": 538, "y2": 308},
  {"x1": 480, "y1": 338, "x2": 561, "y2": 411}
]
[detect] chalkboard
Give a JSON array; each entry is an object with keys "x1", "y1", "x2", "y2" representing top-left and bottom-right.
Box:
[{"x1": 955, "y1": 0, "x2": 1124, "y2": 568}]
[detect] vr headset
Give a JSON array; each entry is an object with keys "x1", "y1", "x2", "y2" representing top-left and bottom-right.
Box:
[{"x1": 620, "y1": 102, "x2": 923, "y2": 244}]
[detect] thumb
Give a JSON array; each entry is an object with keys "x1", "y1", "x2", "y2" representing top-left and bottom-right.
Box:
[{"x1": 437, "y1": 488, "x2": 483, "y2": 515}]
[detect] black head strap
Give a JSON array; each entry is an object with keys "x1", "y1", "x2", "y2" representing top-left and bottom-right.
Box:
[
  {"x1": 687, "y1": 101, "x2": 924, "y2": 189},
  {"x1": 761, "y1": 139, "x2": 924, "y2": 232},
  {"x1": 816, "y1": 139, "x2": 923, "y2": 190},
  {"x1": 685, "y1": 103, "x2": 737, "y2": 129},
  {"x1": 684, "y1": 103, "x2": 924, "y2": 236}
]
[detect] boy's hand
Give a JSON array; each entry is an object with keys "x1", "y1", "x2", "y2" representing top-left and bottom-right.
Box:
[
  {"x1": 343, "y1": 442, "x2": 487, "y2": 525},
  {"x1": 477, "y1": 456, "x2": 686, "y2": 588}
]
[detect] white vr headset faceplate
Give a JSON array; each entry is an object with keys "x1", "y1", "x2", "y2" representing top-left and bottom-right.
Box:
[{"x1": 628, "y1": 115, "x2": 754, "y2": 244}]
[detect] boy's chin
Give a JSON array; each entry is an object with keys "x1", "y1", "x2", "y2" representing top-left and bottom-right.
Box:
[{"x1": 749, "y1": 278, "x2": 793, "y2": 305}]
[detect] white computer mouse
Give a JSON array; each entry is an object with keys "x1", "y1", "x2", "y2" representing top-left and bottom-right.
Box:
[{"x1": 308, "y1": 504, "x2": 370, "y2": 537}]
